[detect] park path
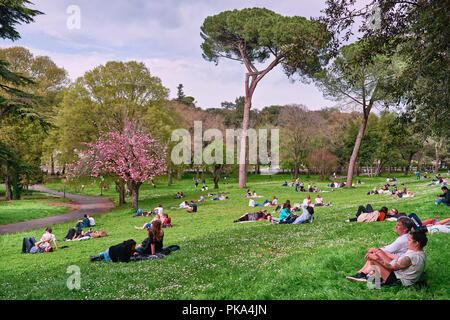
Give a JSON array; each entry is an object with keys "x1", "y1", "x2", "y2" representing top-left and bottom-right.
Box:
[{"x1": 0, "y1": 185, "x2": 114, "y2": 235}]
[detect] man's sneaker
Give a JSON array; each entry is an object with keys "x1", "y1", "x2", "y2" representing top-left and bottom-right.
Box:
[{"x1": 346, "y1": 272, "x2": 367, "y2": 282}]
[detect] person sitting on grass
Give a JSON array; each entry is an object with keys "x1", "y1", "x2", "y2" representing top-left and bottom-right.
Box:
[
  {"x1": 75, "y1": 214, "x2": 91, "y2": 228},
  {"x1": 87, "y1": 214, "x2": 96, "y2": 227},
  {"x1": 292, "y1": 204, "x2": 315, "y2": 224},
  {"x1": 186, "y1": 201, "x2": 197, "y2": 213},
  {"x1": 90, "y1": 239, "x2": 136, "y2": 263},
  {"x1": 368, "y1": 187, "x2": 379, "y2": 195},
  {"x1": 365, "y1": 230, "x2": 428, "y2": 287},
  {"x1": 314, "y1": 194, "x2": 333, "y2": 207},
  {"x1": 134, "y1": 220, "x2": 164, "y2": 256},
  {"x1": 272, "y1": 203, "x2": 293, "y2": 224},
  {"x1": 132, "y1": 208, "x2": 145, "y2": 217},
  {"x1": 435, "y1": 186, "x2": 450, "y2": 206},
  {"x1": 346, "y1": 216, "x2": 414, "y2": 282},
  {"x1": 234, "y1": 210, "x2": 271, "y2": 223},
  {"x1": 303, "y1": 195, "x2": 311, "y2": 206},
  {"x1": 345, "y1": 204, "x2": 389, "y2": 223},
  {"x1": 162, "y1": 214, "x2": 172, "y2": 228}
]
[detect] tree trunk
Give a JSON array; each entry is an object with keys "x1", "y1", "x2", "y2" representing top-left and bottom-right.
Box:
[
  {"x1": 168, "y1": 168, "x2": 173, "y2": 186},
  {"x1": 116, "y1": 180, "x2": 126, "y2": 206},
  {"x1": 434, "y1": 141, "x2": 440, "y2": 173},
  {"x1": 130, "y1": 181, "x2": 142, "y2": 211},
  {"x1": 238, "y1": 96, "x2": 251, "y2": 188},
  {"x1": 5, "y1": 171, "x2": 13, "y2": 201},
  {"x1": 51, "y1": 155, "x2": 55, "y2": 175},
  {"x1": 346, "y1": 115, "x2": 368, "y2": 188}
]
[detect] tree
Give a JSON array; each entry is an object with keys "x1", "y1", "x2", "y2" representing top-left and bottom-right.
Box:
[
  {"x1": 200, "y1": 8, "x2": 331, "y2": 188},
  {"x1": 314, "y1": 40, "x2": 395, "y2": 187},
  {"x1": 306, "y1": 147, "x2": 338, "y2": 180},
  {"x1": 67, "y1": 120, "x2": 167, "y2": 210},
  {"x1": 54, "y1": 61, "x2": 175, "y2": 200},
  {"x1": 322, "y1": 0, "x2": 449, "y2": 143},
  {"x1": 0, "y1": 1, "x2": 45, "y2": 124},
  {"x1": 277, "y1": 104, "x2": 327, "y2": 178}
]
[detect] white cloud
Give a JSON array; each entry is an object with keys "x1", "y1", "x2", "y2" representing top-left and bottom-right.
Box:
[{"x1": 2, "y1": 0, "x2": 339, "y2": 110}]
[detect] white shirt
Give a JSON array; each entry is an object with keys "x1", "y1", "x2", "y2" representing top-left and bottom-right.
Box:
[
  {"x1": 88, "y1": 217, "x2": 95, "y2": 226},
  {"x1": 249, "y1": 199, "x2": 255, "y2": 207},
  {"x1": 382, "y1": 233, "x2": 409, "y2": 256},
  {"x1": 272, "y1": 198, "x2": 278, "y2": 205},
  {"x1": 154, "y1": 207, "x2": 163, "y2": 215},
  {"x1": 40, "y1": 233, "x2": 56, "y2": 243}
]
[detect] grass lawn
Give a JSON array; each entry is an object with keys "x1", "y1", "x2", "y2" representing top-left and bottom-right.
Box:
[
  {"x1": 0, "y1": 188, "x2": 73, "y2": 225},
  {"x1": 0, "y1": 173, "x2": 448, "y2": 300}
]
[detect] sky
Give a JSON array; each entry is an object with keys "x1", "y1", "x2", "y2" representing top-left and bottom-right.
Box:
[{"x1": 0, "y1": 0, "x2": 364, "y2": 110}]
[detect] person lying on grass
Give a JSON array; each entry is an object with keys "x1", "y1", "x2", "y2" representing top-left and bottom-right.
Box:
[
  {"x1": 346, "y1": 216, "x2": 414, "y2": 282},
  {"x1": 389, "y1": 191, "x2": 414, "y2": 200},
  {"x1": 21, "y1": 236, "x2": 53, "y2": 254},
  {"x1": 365, "y1": 230, "x2": 428, "y2": 287},
  {"x1": 234, "y1": 210, "x2": 271, "y2": 223},
  {"x1": 90, "y1": 239, "x2": 136, "y2": 263},
  {"x1": 275, "y1": 204, "x2": 315, "y2": 225},
  {"x1": 135, "y1": 214, "x2": 161, "y2": 230},
  {"x1": 345, "y1": 204, "x2": 390, "y2": 223},
  {"x1": 212, "y1": 195, "x2": 228, "y2": 200},
  {"x1": 65, "y1": 227, "x2": 108, "y2": 240}
]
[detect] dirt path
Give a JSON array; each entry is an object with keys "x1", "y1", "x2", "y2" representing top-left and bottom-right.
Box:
[{"x1": 0, "y1": 185, "x2": 114, "y2": 235}]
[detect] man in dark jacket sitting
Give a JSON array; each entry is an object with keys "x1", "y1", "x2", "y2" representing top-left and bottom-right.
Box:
[{"x1": 435, "y1": 186, "x2": 450, "y2": 206}]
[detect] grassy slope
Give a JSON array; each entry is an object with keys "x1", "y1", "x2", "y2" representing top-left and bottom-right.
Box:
[
  {"x1": 0, "y1": 189, "x2": 72, "y2": 225},
  {"x1": 0, "y1": 173, "x2": 448, "y2": 300}
]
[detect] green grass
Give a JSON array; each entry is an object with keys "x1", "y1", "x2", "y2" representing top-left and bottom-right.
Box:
[
  {"x1": 0, "y1": 188, "x2": 73, "y2": 225},
  {"x1": 0, "y1": 173, "x2": 448, "y2": 300}
]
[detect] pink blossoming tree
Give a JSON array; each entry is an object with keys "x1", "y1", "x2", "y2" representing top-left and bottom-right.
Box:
[{"x1": 67, "y1": 120, "x2": 167, "y2": 210}]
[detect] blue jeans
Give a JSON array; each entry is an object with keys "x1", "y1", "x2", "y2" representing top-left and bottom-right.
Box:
[
  {"x1": 99, "y1": 248, "x2": 112, "y2": 262},
  {"x1": 435, "y1": 199, "x2": 450, "y2": 206},
  {"x1": 280, "y1": 216, "x2": 297, "y2": 224},
  {"x1": 22, "y1": 236, "x2": 36, "y2": 253}
]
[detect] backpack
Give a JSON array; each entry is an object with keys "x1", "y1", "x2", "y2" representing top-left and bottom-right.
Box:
[{"x1": 408, "y1": 213, "x2": 428, "y2": 232}]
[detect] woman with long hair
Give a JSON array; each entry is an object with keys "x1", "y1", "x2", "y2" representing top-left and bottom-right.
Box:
[{"x1": 135, "y1": 219, "x2": 164, "y2": 256}]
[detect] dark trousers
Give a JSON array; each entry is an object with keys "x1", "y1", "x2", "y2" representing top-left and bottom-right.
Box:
[
  {"x1": 22, "y1": 237, "x2": 36, "y2": 253},
  {"x1": 280, "y1": 216, "x2": 297, "y2": 224},
  {"x1": 349, "y1": 204, "x2": 374, "y2": 222}
]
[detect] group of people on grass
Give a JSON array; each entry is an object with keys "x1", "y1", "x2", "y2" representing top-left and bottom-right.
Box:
[
  {"x1": 282, "y1": 179, "x2": 323, "y2": 193},
  {"x1": 367, "y1": 183, "x2": 414, "y2": 199},
  {"x1": 19, "y1": 176, "x2": 447, "y2": 291}
]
